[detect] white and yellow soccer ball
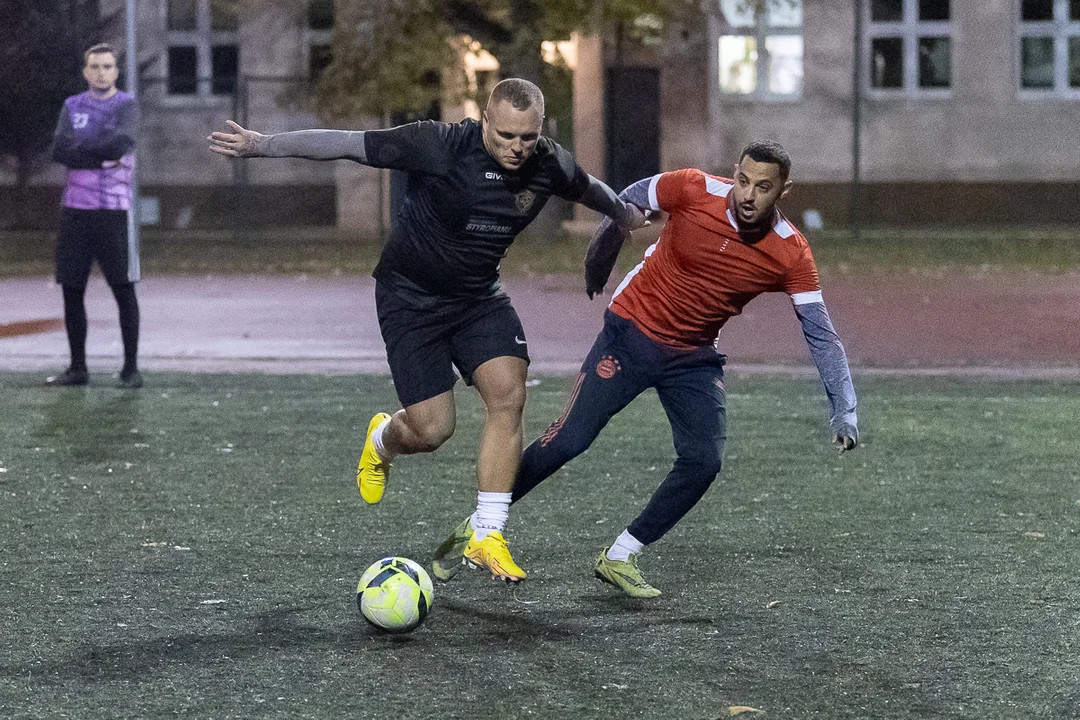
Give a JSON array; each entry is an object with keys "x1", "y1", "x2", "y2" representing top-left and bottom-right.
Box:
[{"x1": 356, "y1": 556, "x2": 434, "y2": 633}]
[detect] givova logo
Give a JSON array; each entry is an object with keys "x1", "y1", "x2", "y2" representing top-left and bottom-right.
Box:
[{"x1": 485, "y1": 171, "x2": 504, "y2": 180}]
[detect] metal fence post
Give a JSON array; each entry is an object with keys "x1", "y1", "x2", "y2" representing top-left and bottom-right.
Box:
[
  {"x1": 851, "y1": 0, "x2": 864, "y2": 239},
  {"x1": 125, "y1": 0, "x2": 141, "y2": 267}
]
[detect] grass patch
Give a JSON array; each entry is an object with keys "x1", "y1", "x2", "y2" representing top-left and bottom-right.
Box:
[
  {"x1": 808, "y1": 227, "x2": 1080, "y2": 272},
  {"x1": 3, "y1": 226, "x2": 1080, "y2": 278},
  {"x1": 0, "y1": 372, "x2": 1078, "y2": 718}
]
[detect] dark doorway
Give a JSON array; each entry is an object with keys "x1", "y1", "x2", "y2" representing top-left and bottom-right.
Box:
[{"x1": 605, "y1": 67, "x2": 660, "y2": 192}]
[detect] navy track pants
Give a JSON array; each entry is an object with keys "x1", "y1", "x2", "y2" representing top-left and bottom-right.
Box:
[{"x1": 512, "y1": 310, "x2": 727, "y2": 545}]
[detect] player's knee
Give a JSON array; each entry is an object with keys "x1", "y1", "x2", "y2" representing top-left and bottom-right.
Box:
[
  {"x1": 485, "y1": 383, "x2": 527, "y2": 418},
  {"x1": 411, "y1": 419, "x2": 455, "y2": 452},
  {"x1": 676, "y1": 446, "x2": 724, "y2": 480}
]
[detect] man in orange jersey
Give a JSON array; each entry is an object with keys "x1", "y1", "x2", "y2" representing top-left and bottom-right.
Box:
[{"x1": 431, "y1": 140, "x2": 859, "y2": 597}]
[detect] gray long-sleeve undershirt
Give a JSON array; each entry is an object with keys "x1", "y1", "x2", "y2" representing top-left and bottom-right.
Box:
[
  {"x1": 795, "y1": 301, "x2": 859, "y2": 438},
  {"x1": 258, "y1": 129, "x2": 369, "y2": 163}
]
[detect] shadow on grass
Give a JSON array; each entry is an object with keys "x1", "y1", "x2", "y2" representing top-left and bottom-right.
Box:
[
  {"x1": 3, "y1": 597, "x2": 715, "y2": 686},
  {"x1": 32, "y1": 387, "x2": 143, "y2": 463},
  {"x1": 4, "y1": 609, "x2": 362, "y2": 685}
]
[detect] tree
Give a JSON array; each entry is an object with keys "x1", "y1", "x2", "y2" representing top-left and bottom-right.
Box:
[
  {"x1": 311, "y1": 0, "x2": 459, "y2": 122},
  {"x1": 273, "y1": 0, "x2": 700, "y2": 123},
  {"x1": 0, "y1": 0, "x2": 102, "y2": 226}
]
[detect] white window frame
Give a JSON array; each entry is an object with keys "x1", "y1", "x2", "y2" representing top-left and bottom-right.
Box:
[
  {"x1": 165, "y1": 0, "x2": 239, "y2": 100},
  {"x1": 865, "y1": 0, "x2": 953, "y2": 97},
  {"x1": 1017, "y1": 0, "x2": 1080, "y2": 97},
  {"x1": 711, "y1": 0, "x2": 804, "y2": 103}
]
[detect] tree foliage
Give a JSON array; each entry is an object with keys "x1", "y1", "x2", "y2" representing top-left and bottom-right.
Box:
[
  {"x1": 0, "y1": 0, "x2": 101, "y2": 197},
  {"x1": 298, "y1": 0, "x2": 699, "y2": 121},
  {"x1": 312, "y1": 0, "x2": 458, "y2": 121}
]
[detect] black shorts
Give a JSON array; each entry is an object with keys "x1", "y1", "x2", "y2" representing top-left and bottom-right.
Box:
[
  {"x1": 56, "y1": 207, "x2": 138, "y2": 288},
  {"x1": 376, "y1": 281, "x2": 531, "y2": 408}
]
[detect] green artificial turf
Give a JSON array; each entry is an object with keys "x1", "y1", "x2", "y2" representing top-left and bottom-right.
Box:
[
  {"x1": 0, "y1": 372, "x2": 1077, "y2": 718},
  {"x1": 3, "y1": 226, "x2": 1080, "y2": 278}
]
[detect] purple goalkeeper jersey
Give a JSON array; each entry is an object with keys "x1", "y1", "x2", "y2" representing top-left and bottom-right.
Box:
[{"x1": 53, "y1": 90, "x2": 139, "y2": 211}]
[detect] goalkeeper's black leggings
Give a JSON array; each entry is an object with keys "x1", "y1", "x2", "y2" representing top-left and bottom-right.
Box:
[
  {"x1": 511, "y1": 310, "x2": 727, "y2": 546},
  {"x1": 62, "y1": 282, "x2": 140, "y2": 371}
]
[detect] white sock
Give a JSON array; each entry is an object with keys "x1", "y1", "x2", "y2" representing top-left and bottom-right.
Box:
[
  {"x1": 371, "y1": 416, "x2": 393, "y2": 461},
  {"x1": 606, "y1": 530, "x2": 644, "y2": 561},
  {"x1": 471, "y1": 491, "x2": 511, "y2": 541}
]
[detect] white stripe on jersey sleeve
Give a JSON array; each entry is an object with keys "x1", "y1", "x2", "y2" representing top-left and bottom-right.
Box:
[
  {"x1": 646, "y1": 174, "x2": 663, "y2": 211},
  {"x1": 774, "y1": 218, "x2": 796, "y2": 238},
  {"x1": 791, "y1": 290, "x2": 823, "y2": 305},
  {"x1": 704, "y1": 176, "x2": 733, "y2": 198}
]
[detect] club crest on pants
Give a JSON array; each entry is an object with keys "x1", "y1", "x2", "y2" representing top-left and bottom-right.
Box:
[{"x1": 596, "y1": 355, "x2": 621, "y2": 379}]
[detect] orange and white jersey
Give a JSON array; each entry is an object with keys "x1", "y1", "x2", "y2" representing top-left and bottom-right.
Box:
[{"x1": 610, "y1": 168, "x2": 821, "y2": 349}]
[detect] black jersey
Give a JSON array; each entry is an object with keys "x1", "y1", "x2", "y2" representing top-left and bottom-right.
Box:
[{"x1": 365, "y1": 118, "x2": 590, "y2": 298}]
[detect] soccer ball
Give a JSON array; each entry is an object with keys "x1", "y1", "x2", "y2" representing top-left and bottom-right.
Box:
[{"x1": 356, "y1": 556, "x2": 434, "y2": 633}]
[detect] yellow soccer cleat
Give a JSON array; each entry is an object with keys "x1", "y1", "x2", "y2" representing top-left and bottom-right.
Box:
[
  {"x1": 594, "y1": 548, "x2": 662, "y2": 598},
  {"x1": 357, "y1": 412, "x2": 392, "y2": 504},
  {"x1": 463, "y1": 530, "x2": 526, "y2": 584}
]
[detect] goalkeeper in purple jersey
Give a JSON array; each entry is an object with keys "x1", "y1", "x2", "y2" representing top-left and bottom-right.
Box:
[{"x1": 48, "y1": 43, "x2": 142, "y2": 388}]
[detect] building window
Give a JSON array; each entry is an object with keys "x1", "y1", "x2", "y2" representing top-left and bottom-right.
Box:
[
  {"x1": 166, "y1": 0, "x2": 239, "y2": 97},
  {"x1": 867, "y1": 0, "x2": 952, "y2": 92},
  {"x1": 309, "y1": 44, "x2": 334, "y2": 82},
  {"x1": 308, "y1": 0, "x2": 334, "y2": 30},
  {"x1": 1019, "y1": 0, "x2": 1080, "y2": 92},
  {"x1": 167, "y1": 46, "x2": 198, "y2": 94},
  {"x1": 716, "y1": 0, "x2": 803, "y2": 99},
  {"x1": 307, "y1": 0, "x2": 334, "y2": 82},
  {"x1": 211, "y1": 45, "x2": 239, "y2": 95}
]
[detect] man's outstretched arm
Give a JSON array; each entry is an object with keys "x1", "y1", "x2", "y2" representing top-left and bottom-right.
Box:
[
  {"x1": 577, "y1": 175, "x2": 648, "y2": 227},
  {"x1": 793, "y1": 294, "x2": 859, "y2": 453},
  {"x1": 584, "y1": 175, "x2": 655, "y2": 298},
  {"x1": 208, "y1": 120, "x2": 369, "y2": 163}
]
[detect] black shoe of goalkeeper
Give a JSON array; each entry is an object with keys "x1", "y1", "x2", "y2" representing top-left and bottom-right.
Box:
[{"x1": 46, "y1": 367, "x2": 89, "y2": 386}]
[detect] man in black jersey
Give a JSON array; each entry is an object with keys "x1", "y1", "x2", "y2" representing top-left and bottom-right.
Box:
[{"x1": 209, "y1": 78, "x2": 645, "y2": 583}]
